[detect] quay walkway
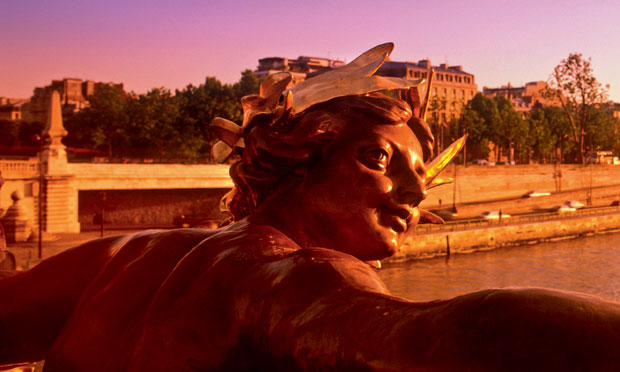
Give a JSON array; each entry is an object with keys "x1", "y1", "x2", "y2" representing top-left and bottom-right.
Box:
[{"x1": 392, "y1": 206, "x2": 620, "y2": 262}]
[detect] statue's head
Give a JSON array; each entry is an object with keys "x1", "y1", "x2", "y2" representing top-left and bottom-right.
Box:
[{"x1": 213, "y1": 43, "x2": 463, "y2": 259}]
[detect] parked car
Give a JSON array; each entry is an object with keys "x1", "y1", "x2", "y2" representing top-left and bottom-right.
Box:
[
  {"x1": 563, "y1": 200, "x2": 584, "y2": 209},
  {"x1": 477, "y1": 210, "x2": 511, "y2": 220},
  {"x1": 551, "y1": 205, "x2": 577, "y2": 213},
  {"x1": 523, "y1": 190, "x2": 551, "y2": 198},
  {"x1": 471, "y1": 159, "x2": 496, "y2": 166},
  {"x1": 430, "y1": 209, "x2": 459, "y2": 221}
]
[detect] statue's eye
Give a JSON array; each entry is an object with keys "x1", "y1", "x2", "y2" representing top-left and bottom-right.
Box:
[{"x1": 367, "y1": 149, "x2": 390, "y2": 169}]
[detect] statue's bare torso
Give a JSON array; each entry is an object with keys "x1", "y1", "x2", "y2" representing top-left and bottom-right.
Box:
[{"x1": 40, "y1": 222, "x2": 388, "y2": 371}]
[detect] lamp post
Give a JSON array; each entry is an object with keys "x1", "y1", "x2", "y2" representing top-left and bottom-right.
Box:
[
  {"x1": 32, "y1": 133, "x2": 48, "y2": 259},
  {"x1": 99, "y1": 191, "x2": 106, "y2": 237}
]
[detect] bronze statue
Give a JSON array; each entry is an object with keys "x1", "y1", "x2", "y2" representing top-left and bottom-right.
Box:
[{"x1": 2, "y1": 43, "x2": 620, "y2": 371}]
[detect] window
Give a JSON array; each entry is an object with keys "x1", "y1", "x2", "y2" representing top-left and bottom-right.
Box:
[
  {"x1": 433, "y1": 87, "x2": 437, "y2": 96},
  {"x1": 461, "y1": 90, "x2": 465, "y2": 98}
]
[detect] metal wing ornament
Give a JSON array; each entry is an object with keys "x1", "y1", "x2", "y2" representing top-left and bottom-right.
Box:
[
  {"x1": 418, "y1": 135, "x2": 467, "y2": 225},
  {"x1": 210, "y1": 42, "x2": 424, "y2": 163}
]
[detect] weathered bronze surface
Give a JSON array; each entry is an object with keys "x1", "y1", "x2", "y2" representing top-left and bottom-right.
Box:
[{"x1": 2, "y1": 44, "x2": 620, "y2": 371}]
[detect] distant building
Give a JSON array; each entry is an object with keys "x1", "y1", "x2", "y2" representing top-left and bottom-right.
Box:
[
  {"x1": 0, "y1": 97, "x2": 29, "y2": 121},
  {"x1": 254, "y1": 54, "x2": 477, "y2": 127},
  {"x1": 254, "y1": 56, "x2": 345, "y2": 85},
  {"x1": 608, "y1": 102, "x2": 620, "y2": 120},
  {"x1": 376, "y1": 60, "x2": 477, "y2": 124},
  {"x1": 25, "y1": 78, "x2": 124, "y2": 122},
  {"x1": 483, "y1": 81, "x2": 555, "y2": 112}
]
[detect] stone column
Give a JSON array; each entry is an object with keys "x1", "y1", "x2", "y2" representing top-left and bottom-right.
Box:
[{"x1": 40, "y1": 90, "x2": 80, "y2": 233}]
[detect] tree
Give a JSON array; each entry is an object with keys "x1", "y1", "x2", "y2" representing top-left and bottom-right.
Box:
[
  {"x1": 427, "y1": 97, "x2": 447, "y2": 153},
  {"x1": 527, "y1": 104, "x2": 572, "y2": 163},
  {"x1": 176, "y1": 77, "x2": 242, "y2": 161},
  {"x1": 494, "y1": 96, "x2": 527, "y2": 163},
  {"x1": 233, "y1": 69, "x2": 262, "y2": 98},
  {"x1": 0, "y1": 120, "x2": 20, "y2": 146},
  {"x1": 587, "y1": 105, "x2": 620, "y2": 156},
  {"x1": 458, "y1": 93, "x2": 499, "y2": 161},
  {"x1": 544, "y1": 53, "x2": 609, "y2": 165},
  {"x1": 64, "y1": 84, "x2": 129, "y2": 156}
]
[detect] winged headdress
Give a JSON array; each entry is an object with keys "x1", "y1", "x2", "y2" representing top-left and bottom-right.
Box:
[{"x1": 212, "y1": 43, "x2": 465, "y2": 224}]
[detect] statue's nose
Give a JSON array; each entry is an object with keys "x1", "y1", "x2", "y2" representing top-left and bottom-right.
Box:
[{"x1": 393, "y1": 169, "x2": 427, "y2": 207}]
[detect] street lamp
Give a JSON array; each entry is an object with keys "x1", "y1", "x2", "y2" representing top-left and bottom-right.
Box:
[{"x1": 32, "y1": 133, "x2": 48, "y2": 259}]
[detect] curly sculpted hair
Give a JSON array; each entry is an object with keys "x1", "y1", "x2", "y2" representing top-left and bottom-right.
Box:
[{"x1": 223, "y1": 93, "x2": 434, "y2": 221}]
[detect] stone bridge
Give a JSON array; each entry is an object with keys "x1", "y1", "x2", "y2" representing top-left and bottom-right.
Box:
[
  {"x1": 1, "y1": 159, "x2": 232, "y2": 233},
  {"x1": 0, "y1": 91, "x2": 232, "y2": 234}
]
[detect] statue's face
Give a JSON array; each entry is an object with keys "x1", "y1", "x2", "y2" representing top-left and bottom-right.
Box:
[{"x1": 300, "y1": 122, "x2": 427, "y2": 260}]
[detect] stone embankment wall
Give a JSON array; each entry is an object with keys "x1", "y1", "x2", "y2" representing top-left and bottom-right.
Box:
[
  {"x1": 390, "y1": 212, "x2": 620, "y2": 262},
  {"x1": 78, "y1": 188, "x2": 229, "y2": 228},
  {"x1": 75, "y1": 164, "x2": 620, "y2": 227},
  {"x1": 422, "y1": 164, "x2": 620, "y2": 207}
]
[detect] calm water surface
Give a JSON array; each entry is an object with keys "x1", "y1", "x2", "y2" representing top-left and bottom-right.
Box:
[{"x1": 379, "y1": 232, "x2": 620, "y2": 302}]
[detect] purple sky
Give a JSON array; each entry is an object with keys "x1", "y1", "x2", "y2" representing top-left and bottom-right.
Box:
[{"x1": 1, "y1": 0, "x2": 619, "y2": 101}]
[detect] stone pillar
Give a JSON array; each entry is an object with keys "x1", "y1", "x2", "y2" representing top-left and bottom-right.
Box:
[
  {"x1": 1, "y1": 191, "x2": 33, "y2": 242},
  {"x1": 40, "y1": 90, "x2": 80, "y2": 233},
  {"x1": 42, "y1": 175, "x2": 80, "y2": 233}
]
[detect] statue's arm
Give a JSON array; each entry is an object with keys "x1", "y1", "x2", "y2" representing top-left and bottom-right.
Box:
[
  {"x1": 0, "y1": 235, "x2": 123, "y2": 366},
  {"x1": 248, "y1": 250, "x2": 620, "y2": 370}
]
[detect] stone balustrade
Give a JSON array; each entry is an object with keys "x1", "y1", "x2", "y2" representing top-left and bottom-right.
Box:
[{"x1": 0, "y1": 159, "x2": 40, "y2": 178}]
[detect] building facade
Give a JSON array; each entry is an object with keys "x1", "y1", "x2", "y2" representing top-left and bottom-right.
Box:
[
  {"x1": 376, "y1": 60, "x2": 477, "y2": 125},
  {"x1": 25, "y1": 78, "x2": 123, "y2": 123},
  {"x1": 0, "y1": 98, "x2": 29, "y2": 121},
  {"x1": 254, "y1": 55, "x2": 477, "y2": 129},
  {"x1": 254, "y1": 56, "x2": 345, "y2": 85},
  {"x1": 482, "y1": 81, "x2": 555, "y2": 112}
]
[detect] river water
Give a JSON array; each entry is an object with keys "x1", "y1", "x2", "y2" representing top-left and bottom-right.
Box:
[{"x1": 379, "y1": 232, "x2": 620, "y2": 302}]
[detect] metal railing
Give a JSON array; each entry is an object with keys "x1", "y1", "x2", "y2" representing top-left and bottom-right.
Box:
[{"x1": 416, "y1": 205, "x2": 620, "y2": 234}]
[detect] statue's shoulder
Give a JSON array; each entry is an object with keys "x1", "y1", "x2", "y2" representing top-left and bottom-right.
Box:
[{"x1": 188, "y1": 221, "x2": 300, "y2": 264}]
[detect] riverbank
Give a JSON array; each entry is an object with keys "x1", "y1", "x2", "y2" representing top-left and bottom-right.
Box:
[
  {"x1": 389, "y1": 208, "x2": 620, "y2": 262},
  {"x1": 6, "y1": 208, "x2": 620, "y2": 269}
]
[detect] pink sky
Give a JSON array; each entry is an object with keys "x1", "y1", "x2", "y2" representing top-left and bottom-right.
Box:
[{"x1": 1, "y1": 0, "x2": 619, "y2": 102}]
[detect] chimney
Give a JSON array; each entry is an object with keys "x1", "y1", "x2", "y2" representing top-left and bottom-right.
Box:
[{"x1": 418, "y1": 59, "x2": 431, "y2": 69}]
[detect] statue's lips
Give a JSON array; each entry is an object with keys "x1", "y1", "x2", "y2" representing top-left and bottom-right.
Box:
[{"x1": 378, "y1": 205, "x2": 413, "y2": 233}]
